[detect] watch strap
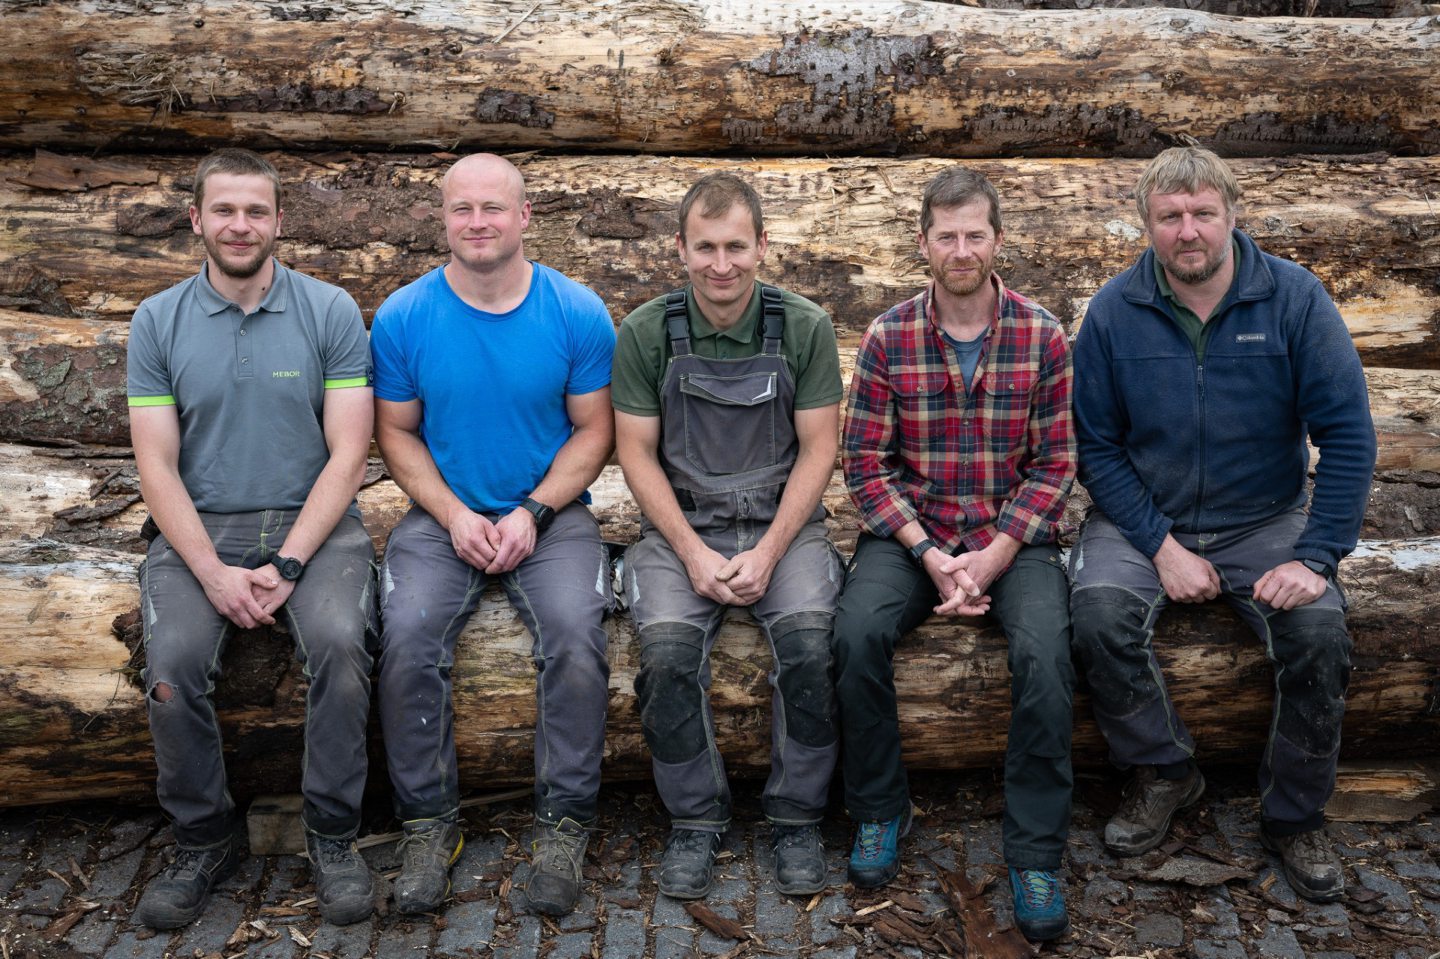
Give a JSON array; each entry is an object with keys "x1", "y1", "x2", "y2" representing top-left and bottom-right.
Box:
[
  {"x1": 908, "y1": 538, "x2": 938, "y2": 564},
  {"x1": 520, "y1": 497, "x2": 556, "y2": 531},
  {"x1": 1300, "y1": 558, "x2": 1334, "y2": 579}
]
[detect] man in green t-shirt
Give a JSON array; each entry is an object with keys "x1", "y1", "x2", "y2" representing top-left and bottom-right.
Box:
[{"x1": 612, "y1": 172, "x2": 843, "y2": 901}]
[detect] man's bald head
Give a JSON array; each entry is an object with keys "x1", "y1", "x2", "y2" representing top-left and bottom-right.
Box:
[{"x1": 441, "y1": 153, "x2": 526, "y2": 206}]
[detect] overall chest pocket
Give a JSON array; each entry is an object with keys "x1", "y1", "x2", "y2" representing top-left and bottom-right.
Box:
[{"x1": 679, "y1": 371, "x2": 781, "y2": 476}]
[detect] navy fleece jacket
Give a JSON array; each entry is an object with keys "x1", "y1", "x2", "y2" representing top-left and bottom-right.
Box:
[{"x1": 1073, "y1": 229, "x2": 1376, "y2": 569}]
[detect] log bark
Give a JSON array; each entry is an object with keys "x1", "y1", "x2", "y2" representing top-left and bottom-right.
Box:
[
  {"x1": 951, "y1": 0, "x2": 1431, "y2": 15},
  {"x1": 1, "y1": 535, "x2": 1436, "y2": 808},
  {"x1": 3, "y1": 2, "x2": 1438, "y2": 158},
  {"x1": 3, "y1": 152, "x2": 1438, "y2": 365}
]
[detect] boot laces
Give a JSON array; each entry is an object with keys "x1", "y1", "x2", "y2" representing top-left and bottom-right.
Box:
[
  {"x1": 1016, "y1": 869, "x2": 1059, "y2": 908},
  {"x1": 855, "y1": 821, "x2": 887, "y2": 862},
  {"x1": 536, "y1": 826, "x2": 586, "y2": 873}
]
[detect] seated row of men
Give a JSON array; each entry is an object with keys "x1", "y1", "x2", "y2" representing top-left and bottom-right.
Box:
[{"x1": 124, "y1": 146, "x2": 1376, "y2": 941}]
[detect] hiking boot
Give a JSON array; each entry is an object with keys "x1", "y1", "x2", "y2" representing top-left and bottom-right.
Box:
[
  {"x1": 524, "y1": 817, "x2": 589, "y2": 916},
  {"x1": 1104, "y1": 764, "x2": 1205, "y2": 856},
  {"x1": 847, "y1": 806, "x2": 913, "y2": 889},
  {"x1": 1009, "y1": 867, "x2": 1070, "y2": 941},
  {"x1": 305, "y1": 831, "x2": 375, "y2": 926},
  {"x1": 133, "y1": 835, "x2": 240, "y2": 930},
  {"x1": 393, "y1": 818, "x2": 464, "y2": 914},
  {"x1": 657, "y1": 828, "x2": 724, "y2": 900},
  {"x1": 772, "y1": 823, "x2": 826, "y2": 896},
  {"x1": 1260, "y1": 825, "x2": 1345, "y2": 902}
]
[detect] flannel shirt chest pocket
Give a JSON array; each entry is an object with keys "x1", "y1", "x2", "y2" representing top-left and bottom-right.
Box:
[
  {"x1": 892, "y1": 371, "x2": 951, "y2": 450},
  {"x1": 978, "y1": 369, "x2": 1036, "y2": 451}
]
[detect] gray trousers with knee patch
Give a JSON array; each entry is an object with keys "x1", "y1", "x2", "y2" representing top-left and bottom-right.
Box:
[
  {"x1": 1069, "y1": 509, "x2": 1352, "y2": 832},
  {"x1": 625, "y1": 518, "x2": 842, "y2": 830}
]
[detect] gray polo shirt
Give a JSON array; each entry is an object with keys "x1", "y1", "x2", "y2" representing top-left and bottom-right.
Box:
[{"x1": 126, "y1": 260, "x2": 371, "y2": 513}]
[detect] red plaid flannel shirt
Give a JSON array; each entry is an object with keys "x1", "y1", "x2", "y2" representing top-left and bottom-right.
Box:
[{"x1": 842, "y1": 277, "x2": 1076, "y2": 554}]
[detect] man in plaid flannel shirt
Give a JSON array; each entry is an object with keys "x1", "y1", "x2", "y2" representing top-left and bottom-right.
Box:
[{"x1": 832, "y1": 167, "x2": 1077, "y2": 942}]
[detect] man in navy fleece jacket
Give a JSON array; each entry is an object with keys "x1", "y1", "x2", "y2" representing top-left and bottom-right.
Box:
[{"x1": 1070, "y1": 147, "x2": 1376, "y2": 903}]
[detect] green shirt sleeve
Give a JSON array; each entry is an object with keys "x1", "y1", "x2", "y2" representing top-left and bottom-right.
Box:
[
  {"x1": 785, "y1": 292, "x2": 844, "y2": 411},
  {"x1": 610, "y1": 297, "x2": 667, "y2": 416}
]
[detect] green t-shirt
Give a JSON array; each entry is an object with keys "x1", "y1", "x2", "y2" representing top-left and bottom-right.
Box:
[
  {"x1": 1153, "y1": 238, "x2": 1243, "y2": 363},
  {"x1": 611, "y1": 283, "x2": 843, "y2": 416}
]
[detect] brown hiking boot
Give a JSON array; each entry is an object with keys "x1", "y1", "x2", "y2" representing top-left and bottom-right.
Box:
[
  {"x1": 1260, "y1": 825, "x2": 1345, "y2": 902},
  {"x1": 1103, "y1": 764, "x2": 1205, "y2": 856}
]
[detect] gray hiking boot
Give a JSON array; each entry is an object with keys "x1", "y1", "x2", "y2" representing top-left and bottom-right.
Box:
[
  {"x1": 1104, "y1": 763, "x2": 1206, "y2": 856},
  {"x1": 393, "y1": 818, "x2": 464, "y2": 914},
  {"x1": 305, "y1": 831, "x2": 375, "y2": 926},
  {"x1": 133, "y1": 834, "x2": 240, "y2": 930},
  {"x1": 1260, "y1": 825, "x2": 1345, "y2": 902},
  {"x1": 523, "y1": 817, "x2": 590, "y2": 915}
]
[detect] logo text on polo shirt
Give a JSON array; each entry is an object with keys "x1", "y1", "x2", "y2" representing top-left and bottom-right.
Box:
[{"x1": 272, "y1": 370, "x2": 302, "y2": 378}]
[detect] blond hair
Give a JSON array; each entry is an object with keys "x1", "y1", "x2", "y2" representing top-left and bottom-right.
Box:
[{"x1": 1135, "y1": 147, "x2": 1241, "y2": 223}]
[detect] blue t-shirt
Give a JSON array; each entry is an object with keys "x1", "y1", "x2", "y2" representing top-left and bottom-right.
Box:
[
  {"x1": 940, "y1": 328, "x2": 985, "y2": 392},
  {"x1": 371, "y1": 262, "x2": 616, "y2": 513}
]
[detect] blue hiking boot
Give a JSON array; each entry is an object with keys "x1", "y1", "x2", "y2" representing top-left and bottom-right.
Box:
[
  {"x1": 847, "y1": 807, "x2": 912, "y2": 888},
  {"x1": 1009, "y1": 867, "x2": 1070, "y2": 942}
]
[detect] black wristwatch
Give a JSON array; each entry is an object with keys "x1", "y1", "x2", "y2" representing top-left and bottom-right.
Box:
[
  {"x1": 274, "y1": 555, "x2": 305, "y2": 581},
  {"x1": 1300, "y1": 558, "x2": 1334, "y2": 579},
  {"x1": 909, "y1": 538, "x2": 938, "y2": 564},
  {"x1": 520, "y1": 497, "x2": 556, "y2": 532}
]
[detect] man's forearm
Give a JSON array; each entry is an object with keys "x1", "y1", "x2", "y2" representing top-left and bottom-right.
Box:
[
  {"x1": 138, "y1": 464, "x2": 224, "y2": 579},
  {"x1": 274, "y1": 445, "x2": 368, "y2": 563},
  {"x1": 529, "y1": 423, "x2": 611, "y2": 510},
  {"x1": 621, "y1": 449, "x2": 708, "y2": 563},
  {"x1": 378, "y1": 426, "x2": 471, "y2": 529},
  {"x1": 755, "y1": 436, "x2": 833, "y2": 560}
]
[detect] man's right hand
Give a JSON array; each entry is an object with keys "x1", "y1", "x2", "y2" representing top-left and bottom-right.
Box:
[
  {"x1": 448, "y1": 508, "x2": 502, "y2": 571},
  {"x1": 1154, "y1": 536, "x2": 1220, "y2": 603},
  {"x1": 683, "y1": 545, "x2": 744, "y2": 606},
  {"x1": 200, "y1": 564, "x2": 278, "y2": 629}
]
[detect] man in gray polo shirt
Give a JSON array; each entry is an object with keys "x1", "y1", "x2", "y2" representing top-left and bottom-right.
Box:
[{"x1": 126, "y1": 148, "x2": 377, "y2": 929}]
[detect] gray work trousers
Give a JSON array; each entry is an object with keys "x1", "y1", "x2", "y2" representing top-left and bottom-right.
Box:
[
  {"x1": 1070, "y1": 509, "x2": 1352, "y2": 833},
  {"x1": 624, "y1": 518, "x2": 843, "y2": 831},
  {"x1": 377, "y1": 503, "x2": 611, "y2": 825},
  {"x1": 139, "y1": 511, "x2": 376, "y2": 846},
  {"x1": 833, "y1": 535, "x2": 1075, "y2": 870}
]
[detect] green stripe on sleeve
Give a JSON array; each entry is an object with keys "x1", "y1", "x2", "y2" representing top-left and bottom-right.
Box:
[
  {"x1": 127, "y1": 395, "x2": 176, "y2": 407},
  {"x1": 323, "y1": 377, "x2": 369, "y2": 389}
]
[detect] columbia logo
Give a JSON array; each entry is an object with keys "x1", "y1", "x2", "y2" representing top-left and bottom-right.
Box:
[
  {"x1": 272, "y1": 370, "x2": 302, "y2": 378},
  {"x1": 1235, "y1": 333, "x2": 1267, "y2": 343}
]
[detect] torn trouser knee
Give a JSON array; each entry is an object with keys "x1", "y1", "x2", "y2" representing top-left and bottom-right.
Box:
[
  {"x1": 1260, "y1": 606, "x2": 1352, "y2": 831},
  {"x1": 1070, "y1": 584, "x2": 1194, "y2": 768}
]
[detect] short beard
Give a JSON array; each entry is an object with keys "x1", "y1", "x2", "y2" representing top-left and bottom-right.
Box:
[
  {"x1": 1165, "y1": 248, "x2": 1228, "y2": 286},
  {"x1": 204, "y1": 234, "x2": 274, "y2": 280}
]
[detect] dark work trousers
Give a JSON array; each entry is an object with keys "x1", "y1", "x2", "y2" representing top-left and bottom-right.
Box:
[
  {"x1": 377, "y1": 503, "x2": 611, "y2": 826},
  {"x1": 139, "y1": 511, "x2": 376, "y2": 847},
  {"x1": 625, "y1": 518, "x2": 842, "y2": 831},
  {"x1": 1069, "y1": 509, "x2": 1352, "y2": 835},
  {"x1": 832, "y1": 534, "x2": 1075, "y2": 870}
]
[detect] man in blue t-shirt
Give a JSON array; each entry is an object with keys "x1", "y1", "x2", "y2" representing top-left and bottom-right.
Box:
[{"x1": 370, "y1": 154, "x2": 616, "y2": 918}]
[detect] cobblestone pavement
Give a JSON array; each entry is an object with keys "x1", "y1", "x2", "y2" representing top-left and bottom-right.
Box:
[{"x1": 2, "y1": 769, "x2": 1438, "y2": 959}]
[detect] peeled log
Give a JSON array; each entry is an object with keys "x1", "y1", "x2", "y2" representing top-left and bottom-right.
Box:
[
  {"x1": 3, "y1": 152, "x2": 1439, "y2": 365},
  {"x1": 1, "y1": 535, "x2": 1436, "y2": 809},
  {"x1": 3, "y1": 1, "x2": 1439, "y2": 158}
]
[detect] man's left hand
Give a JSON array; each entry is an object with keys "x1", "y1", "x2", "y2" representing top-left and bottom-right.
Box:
[
  {"x1": 1253, "y1": 560, "x2": 1328, "y2": 611},
  {"x1": 715, "y1": 546, "x2": 780, "y2": 606},
  {"x1": 486, "y1": 508, "x2": 539, "y2": 574},
  {"x1": 933, "y1": 543, "x2": 1012, "y2": 616},
  {"x1": 252, "y1": 564, "x2": 297, "y2": 620}
]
